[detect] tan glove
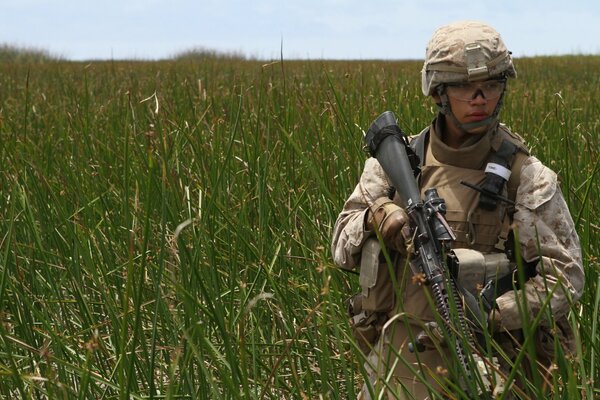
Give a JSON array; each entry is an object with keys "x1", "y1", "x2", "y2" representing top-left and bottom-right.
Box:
[
  {"x1": 366, "y1": 197, "x2": 411, "y2": 254},
  {"x1": 412, "y1": 321, "x2": 446, "y2": 351}
]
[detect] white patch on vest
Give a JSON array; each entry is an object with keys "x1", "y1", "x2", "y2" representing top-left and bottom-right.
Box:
[{"x1": 485, "y1": 163, "x2": 511, "y2": 180}]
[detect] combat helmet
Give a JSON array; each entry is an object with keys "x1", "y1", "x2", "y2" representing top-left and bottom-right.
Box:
[{"x1": 421, "y1": 21, "x2": 516, "y2": 130}]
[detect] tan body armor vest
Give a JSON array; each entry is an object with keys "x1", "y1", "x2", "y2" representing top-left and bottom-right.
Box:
[
  {"x1": 388, "y1": 124, "x2": 529, "y2": 319},
  {"x1": 410, "y1": 124, "x2": 529, "y2": 253}
]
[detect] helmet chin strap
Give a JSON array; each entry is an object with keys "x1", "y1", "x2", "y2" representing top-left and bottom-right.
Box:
[{"x1": 436, "y1": 86, "x2": 506, "y2": 134}]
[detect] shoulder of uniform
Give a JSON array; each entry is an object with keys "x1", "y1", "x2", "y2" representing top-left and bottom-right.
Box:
[
  {"x1": 363, "y1": 156, "x2": 390, "y2": 181},
  {"x1": 496, "y1": 123, "x2": 530, "y2": 155},
  {"x1": 516, "y1": 156, "x2": 559, "y2": 210},
  {"x1": 364, "y1": 156, "x2": 383, "y2": 171}
]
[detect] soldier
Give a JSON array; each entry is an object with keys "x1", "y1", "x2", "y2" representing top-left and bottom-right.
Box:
[{"x1": 331, "y1": 21, "x2": 584, "y2": 399}]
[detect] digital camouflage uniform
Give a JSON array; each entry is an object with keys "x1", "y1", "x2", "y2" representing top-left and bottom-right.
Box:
[
  {"x1": 332, "y1": 120, "x2": 584, "y2": 398},
  {"x1": 331, "y1": 21, "x2": 585, "y2": 399}
]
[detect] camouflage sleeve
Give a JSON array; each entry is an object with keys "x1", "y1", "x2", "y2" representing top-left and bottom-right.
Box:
[
  {"x1": 331, "y1": 158, "x2": 392, "y2": 270},
  {"x1": 495, "y1": 156, "x2": 585, "y2": 330}
]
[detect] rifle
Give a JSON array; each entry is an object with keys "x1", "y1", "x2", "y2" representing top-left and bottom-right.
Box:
[{"x1": 363, "y1": 111, "x2": 492, "y2": 396}]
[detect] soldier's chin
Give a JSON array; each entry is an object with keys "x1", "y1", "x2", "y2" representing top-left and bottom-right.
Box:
[{"x1": 464, "y1": 123, "x2": 490, "y2": 135}]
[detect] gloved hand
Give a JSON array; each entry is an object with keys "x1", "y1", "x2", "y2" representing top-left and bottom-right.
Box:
[
  {"x1": 486, "y1": 306, "x2": 502, "y2": 333},
  {"x1": 460, "y1": 282, "x2": 503, "y2": 335},
  {"x1": 365, "y1": 197, "x2": 411, "y2": 254},
  {"x1": 409, "y1": 321, "x2": 446, "y2": 352},
  {"x1": 479, "y1": 279, "x2": 503, "y2": 333}
]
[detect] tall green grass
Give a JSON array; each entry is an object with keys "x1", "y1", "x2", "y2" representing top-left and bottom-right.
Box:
[{"x1": 0, "y1": 55, "x2": 598, "y2": 399}]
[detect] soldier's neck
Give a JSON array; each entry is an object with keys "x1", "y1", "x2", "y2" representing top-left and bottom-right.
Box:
[
  {"x1": 430, "y1": 118, "x2": 495, "y2": 169},
  {"x1": 440, "y1": 116, "x2": 488, "y2": 149}
]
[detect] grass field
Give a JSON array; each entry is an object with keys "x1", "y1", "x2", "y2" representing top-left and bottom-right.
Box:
[{"x1": 0, "y1": 53, "x2": 598, "y2": 399}]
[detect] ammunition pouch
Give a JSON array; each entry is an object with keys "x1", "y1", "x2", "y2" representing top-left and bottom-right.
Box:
[
  {"x1": 447, "y1": 248, "x2": 512, "y2": 298},
  {"x1": 346, "y1": 237, "x2": 396, "y2": 355},
  {"x1": 358, "y1": 238, "x2": 396, "y2": 312},
  {"x1": 447, "y1": 248, "x2": 514, "y2": 328},
  {"x1": 346, "y1": 295, "x2": 387, "y2": 356}
]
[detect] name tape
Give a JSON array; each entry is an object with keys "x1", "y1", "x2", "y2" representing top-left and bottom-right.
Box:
[{"x1": 485, "y1": 163, "x2": 511, "y2": 180}]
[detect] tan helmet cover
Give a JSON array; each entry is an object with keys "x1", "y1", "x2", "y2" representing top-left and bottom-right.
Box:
[{"x1": 421, "y1": 21, "x2": 516, "y2": 96}]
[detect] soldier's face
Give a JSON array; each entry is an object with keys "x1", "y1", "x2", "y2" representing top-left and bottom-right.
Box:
[
  {"x1": 433, "y1": 86, "x2": 501, "y2": 145},
  {"x1": 448, "y1": 89, "x2": 500, "y2": 132}
]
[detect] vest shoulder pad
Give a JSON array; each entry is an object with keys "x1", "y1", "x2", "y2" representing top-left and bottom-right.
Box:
[
  {"x1": 408, "y1": 126, "x2": 430, "y2": 168},
  {"x1": 496, "y1": 124, "x2": 530, "y2": 156}
]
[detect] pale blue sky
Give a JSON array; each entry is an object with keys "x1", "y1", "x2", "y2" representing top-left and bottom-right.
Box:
[{"x1": 1, "y1": 0, "x2": 599, "y2": 60}]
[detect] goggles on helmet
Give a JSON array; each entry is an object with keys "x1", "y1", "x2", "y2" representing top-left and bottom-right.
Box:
[{"x1": 445, "y1": 79, "x2": 506, "y2": 102}]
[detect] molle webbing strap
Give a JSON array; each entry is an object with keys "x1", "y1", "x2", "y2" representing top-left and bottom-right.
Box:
[
  {"x1": 506, "y1": 150, "x2": 528, "y2": 205},
  {"x1": 495, "y1": 149, "x2": 527, "y2": 251},
  {"x1": 478, "y1": 139, "x2": 518, "y2": 211}
]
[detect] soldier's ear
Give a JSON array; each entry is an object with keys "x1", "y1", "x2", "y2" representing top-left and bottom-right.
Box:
[{"x1": 432, "y1": 93, "x2": 442, "y2": 106}]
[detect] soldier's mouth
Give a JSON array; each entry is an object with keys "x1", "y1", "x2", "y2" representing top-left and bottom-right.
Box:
[{"x1": 465, "y1": 112, "x2": 488, "y2": 122}]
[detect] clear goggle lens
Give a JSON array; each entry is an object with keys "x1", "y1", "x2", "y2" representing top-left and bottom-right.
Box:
[{"x1": 445, "y1": 79, "x2": 506, "y2": 101}]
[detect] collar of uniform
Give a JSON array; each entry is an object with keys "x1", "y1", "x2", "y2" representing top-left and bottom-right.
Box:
[{"x1": 429, "y1": 117, "x2": 498, "y2": 169}]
